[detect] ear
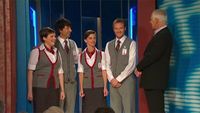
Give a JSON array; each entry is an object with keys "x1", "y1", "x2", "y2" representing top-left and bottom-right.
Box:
[
  {"x1": 84, "y1": 39, "x2": 87, "y2": 43},
  {"x1": 155, "y1": 18, "x2": 160, "y2": 24},
  {"x1": 43, "y1": 37, "x2": 46, "y2": 42},
  {"x1": 59, "y1": 29, "x2": 62, "y2": 33}
]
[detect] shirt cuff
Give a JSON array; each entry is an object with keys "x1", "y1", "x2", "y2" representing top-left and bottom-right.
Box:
[
  {"x1": 101, "y1": 65, "x2": 106, "y2": 70},
  {"x1": 28, "y1": 64, "x2": 36, "y2": 70},
  {"x1": 58, "y1": 69, "x2": 64, "y2": 74},
  {"x1": 108, "y1": 75, "x2": 114, "y2": 82},
  {"x1": 116, "y1": 76, "x2": 123, "y2": 83},
  {"x1": 77, "y1": 68, "x2": 83, "y2": 73}
]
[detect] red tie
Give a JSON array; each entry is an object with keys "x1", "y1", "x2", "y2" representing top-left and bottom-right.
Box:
[
  {"x1": 116, "y1": 40, "x2": 121, "y2": 51},
  {"x1": 64, "y1": 40, "x2": 69, "y2": 53}
]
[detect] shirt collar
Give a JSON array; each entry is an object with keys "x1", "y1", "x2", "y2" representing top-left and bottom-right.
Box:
[
  {"x1": 44, "y1": 44, "x2": 55, "y2": 54},
  {"x1": 58, "y1": 36, "x2": 69, "y2": 44},
  {"x1": 154, "y1": 25, "x2": 167, "y2": 35},
  {"x1": 83, "y1": 47, "x2": 98, "y2": 58},
  {"x1": 115, "y1": 35, "x2": 126, "y2": 44},
  {"x1": 83, "y1": 47, "x2": 98, "y2": 52},
  {"x1": 86, "y1": 48, "x2": 96, "y2": 58},
  {"x1": 39, "y1": 43, "x2": 57, "y2": 52}
]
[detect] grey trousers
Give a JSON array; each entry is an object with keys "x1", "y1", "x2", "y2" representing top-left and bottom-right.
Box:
[
  {"x1": 110, "y1": 76, "x2": 135, "y2": 113},
  {"x1": 60, "y1": 82, "x2": 77, "y2": 113}
]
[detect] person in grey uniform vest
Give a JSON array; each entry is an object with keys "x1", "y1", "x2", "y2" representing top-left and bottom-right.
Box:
[
  {"x1": 54, "y1": 18, "x2": 79, "y2": 113},
  {"x1": 78, "y1": 30, "x2": 108, "y2": 113},
  {"x1": 105, "y1": 18, "x2": 136, "y2": 113},
  {"x1": 27, "y1": 27, "x2": 65, "y2": 113}
]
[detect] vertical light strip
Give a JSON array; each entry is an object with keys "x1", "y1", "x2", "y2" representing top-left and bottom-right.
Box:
[
  {"x1": 129, "y1": 8, "x2": 133, "y2": 39},
  {"x1": 30, "y1": 7, "x2": 38, "y2": 46}
]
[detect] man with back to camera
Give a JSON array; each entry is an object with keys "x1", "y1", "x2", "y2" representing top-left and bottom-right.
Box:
[{"x1": 135, "y1": 9, "x2": 173, "y2": 113}]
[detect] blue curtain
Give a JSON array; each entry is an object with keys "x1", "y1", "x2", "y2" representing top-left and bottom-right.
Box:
[{"x1": 157, "y1": 0, "x2": 200, "y2": 112}]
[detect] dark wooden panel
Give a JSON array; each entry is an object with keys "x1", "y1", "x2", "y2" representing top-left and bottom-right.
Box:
[{"x1": 0, "y1": 0, "x2": 16, "y2": 112}]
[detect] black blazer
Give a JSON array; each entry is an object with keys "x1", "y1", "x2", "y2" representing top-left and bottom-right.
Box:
[{"x1": 137, "y1": 27, "x2": 173, "y2": 89}]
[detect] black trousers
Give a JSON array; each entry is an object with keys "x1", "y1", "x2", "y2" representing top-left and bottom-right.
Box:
[
  {"x1": 144, "y1": 89, "x2": 165, "y2": 113},
  {"x1": 33, "y1": 87, "x2": 59, "y2": 113}
]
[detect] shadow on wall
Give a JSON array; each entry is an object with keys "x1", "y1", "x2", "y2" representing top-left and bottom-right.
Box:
[{"x1": 0, "y1": 100, "x2": 3, "y2": 113}]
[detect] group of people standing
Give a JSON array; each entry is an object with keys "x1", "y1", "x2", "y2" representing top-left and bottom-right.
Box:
[{"x1": 27, "y1": 9, "x2": 173, "y2": 113}]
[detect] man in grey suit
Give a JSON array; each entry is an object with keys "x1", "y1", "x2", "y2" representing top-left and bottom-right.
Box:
[
  {"x1": 135, "y1": 9, "x2": 173, "y2": 113},
  {"x1": 105, "y1": 18, "x2": 136, "y2": 113}
]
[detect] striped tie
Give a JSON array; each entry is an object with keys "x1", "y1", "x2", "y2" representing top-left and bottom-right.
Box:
[
  {"x1": 64, "y1": 40, "x2": 69, "y2": 53},
  {"x1": 116, "y1": 40, "x2": 121, "y2": 52}
]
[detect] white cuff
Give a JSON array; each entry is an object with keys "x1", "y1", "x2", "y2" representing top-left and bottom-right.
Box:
[
  {"x1": 116, "y1": 76, "x2": 123, "y2": 83},
  {"x1": 28, "y1": 64, "x2": 36, "y2": 70},
  {"x1": 108, "y1": 75, "x2": 114, "y2": 82}
]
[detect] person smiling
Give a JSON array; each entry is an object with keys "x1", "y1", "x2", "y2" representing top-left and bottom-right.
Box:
[
  {"x1": 105, "y1": 18, "x2": 136, "y2": 113},
  {"x1": 27, "y1": 27, "x2": 65, "y2": 113},
  {"x1": 78, "y1": 30, "x2": 108, "y2": 113},
  {"x1": 54, "y1": 18, "x2": 79, "y2": 113}
]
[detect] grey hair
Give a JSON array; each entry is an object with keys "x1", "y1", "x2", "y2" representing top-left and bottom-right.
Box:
[{"x1": 152, "y1": 9, "x2": 167, "y2": 24}]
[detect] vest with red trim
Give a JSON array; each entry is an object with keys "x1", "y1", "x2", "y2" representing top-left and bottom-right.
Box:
[
  {"x1": 32, "y1": 48, "x2": 61, "y2": 88},
  {"x1": 80, "y1": 50, "x2": 104, "y2": 89}
]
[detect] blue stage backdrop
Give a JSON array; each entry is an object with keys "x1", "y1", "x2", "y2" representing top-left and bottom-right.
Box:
[{"x1": 157, "y1": 0, "x2": 200, "y2": 113}]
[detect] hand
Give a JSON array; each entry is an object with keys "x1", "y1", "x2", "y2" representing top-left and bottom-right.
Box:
[
  {"x1": 103, "y1": 87, "x2": 109, "y2": 96},
  {"x1": 60, "y1": 91, "x2": 65, "y2": 100},
  {"x1": 115, "y1": 82, "x2": 122, "y2": 88},
  {"x1": 134, "y1": 68, "x2": 142, "y2": 77},
  {"x1": 110, "y1": 79, "x2": 119, "y2": 87},
  {"x1": 27, "y1": 91, "x2": 33, "y2": 101},
  {"x1": 79, "y1": 90, "x2": 85, "y2": 97}
]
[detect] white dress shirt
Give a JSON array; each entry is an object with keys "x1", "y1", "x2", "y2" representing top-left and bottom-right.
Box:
[
  {"x1": 28, "y1": 44, "x2": 63, "y2": 74},
  {"x1": 105, "y1": 35, "x2": 136, "y2": 82},
  {"x1": 78, "y1": 48, "x2": 106, "y2": 73}
]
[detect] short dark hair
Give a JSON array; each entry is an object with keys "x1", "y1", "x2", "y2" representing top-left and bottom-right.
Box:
[
  {"x1": 112, "y1": 18, "x2": 126, "y2": 27},
  {"x1": 39, "y1": 27, "x2": 55, "y2": 43},
  {"x1": 55, "y1": 17, "x2": 72, "y2": 33},
  {"x1": 84, "y1": 30, "x2": 96, "y2": 39},
  {"x1": 95, "y1": 107, "x2": 115, "y2": 113}
]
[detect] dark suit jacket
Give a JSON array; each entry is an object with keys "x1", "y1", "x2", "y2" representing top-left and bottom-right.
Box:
[{"x1": 136, "y1": 27, "x2": 173, "y2": 89}]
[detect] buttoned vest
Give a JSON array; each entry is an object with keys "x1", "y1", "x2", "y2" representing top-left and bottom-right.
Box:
[
  {"x1": 108, "y1": 38, "x2": 132, "y2": 78},
  {"x1": 55, "y1": 39, "x2": 76, "y2": 83},
  {"x1": 80, "y1": 50, "x2": 104, "y2": 89}
]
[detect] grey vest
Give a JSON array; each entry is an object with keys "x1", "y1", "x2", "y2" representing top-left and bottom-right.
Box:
[
  {"x1": 55, "y1": 39, "x2": 76, "y2": 83},
  {"x1": 33, "y1": 48, "x2": 61, "y2": 88},
  {"x1": 80, "y1": 50, "x2": 104, "y2": 89},
  {"x1": 108, "y1": 37, "x2": 132, "y2": 78}
]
